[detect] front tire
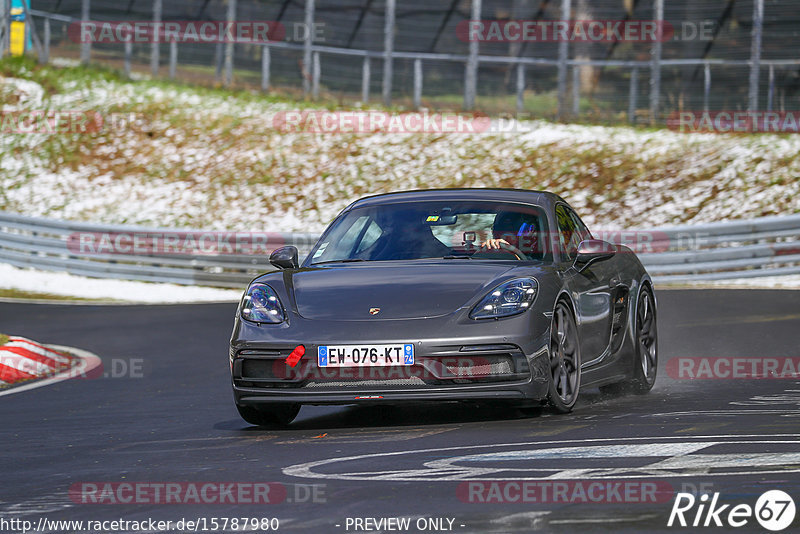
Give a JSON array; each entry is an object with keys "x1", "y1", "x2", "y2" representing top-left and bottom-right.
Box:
[
  {"x1": 236, "y1": 403, "x2": 300, "y2": 427},
  {"x1": 548, "y1": 300, "x2": 581, "y2": 413}
]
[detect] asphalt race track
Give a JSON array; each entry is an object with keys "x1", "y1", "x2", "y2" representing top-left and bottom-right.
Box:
[{"x1": 2, "y1": 289, "x2": 800, "y2": 533}]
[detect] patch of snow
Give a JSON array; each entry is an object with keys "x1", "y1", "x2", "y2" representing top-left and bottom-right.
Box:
[
  {"x1": 673, "y1": 275, "x2": 800, "y2": 290},
  {"x1": 0, "y1": 264, "x2": 242, "y2": 303}
]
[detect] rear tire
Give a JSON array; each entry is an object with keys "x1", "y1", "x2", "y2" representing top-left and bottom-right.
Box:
[
  {"x1": 236, "y1": 403, "x2": 300, "y2": 427},
  {"x1": 599, "y1": 285, "x2": 658, "y2": 396},
  {"x1": 548, "y1": 300, "x2": 581, "y2": 413},
  {"x1": 630, "y1": 285, "x2": 658, "y2": 393}
]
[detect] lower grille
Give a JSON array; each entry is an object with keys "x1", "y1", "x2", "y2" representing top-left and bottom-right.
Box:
[{"x1": 235, "y1": 345, "x2": 529, "y2": 389}]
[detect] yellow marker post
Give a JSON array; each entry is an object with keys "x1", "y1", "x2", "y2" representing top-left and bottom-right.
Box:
[{"x1": 9, "y1": 8, "x2": 25, "y2": 56}]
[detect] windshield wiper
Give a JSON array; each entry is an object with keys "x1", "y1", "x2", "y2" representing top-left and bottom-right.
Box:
[
  {"x1": 311, "y1": 258, "x2": 366, "y2": 265},
  {"x1": 441, "y1": 255, "x2": 472, "y2": 260}
]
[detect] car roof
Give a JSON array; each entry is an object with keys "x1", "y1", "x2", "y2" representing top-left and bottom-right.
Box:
[{"x1": 349, "y1": 188, "x2": 564, "y2": 209}]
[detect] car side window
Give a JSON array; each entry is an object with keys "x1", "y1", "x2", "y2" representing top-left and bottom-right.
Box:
[
  {"x1": 566, "y1": 207, "x2": 592, "y2": 242},
  {"x1": 555, "y1": 204, "x2": 580, "y2": 262}
]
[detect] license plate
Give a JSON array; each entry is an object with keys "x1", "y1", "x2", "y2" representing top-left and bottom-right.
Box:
[{"x1": 318, "y1": 344, "x2": 414, "y2": 367}]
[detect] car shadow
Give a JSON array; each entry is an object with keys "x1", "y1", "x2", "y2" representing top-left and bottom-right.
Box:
[{"x1": 215, "y1": 401, "x2": 548, "y2": 432}]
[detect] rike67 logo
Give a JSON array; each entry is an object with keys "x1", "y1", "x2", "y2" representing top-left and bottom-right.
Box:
[{"x1": 668, "y1": 490, "x2": 796, "y2": 531}]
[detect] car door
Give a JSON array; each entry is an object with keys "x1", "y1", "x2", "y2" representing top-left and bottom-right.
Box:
[{"x1": 555, "y1": 204, "x2": 617, "y2": 365}]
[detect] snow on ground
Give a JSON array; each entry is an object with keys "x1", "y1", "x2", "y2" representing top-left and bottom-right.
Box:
[
  {"x1": 1, "y1": 72, "x2": 799, "y2": 236},
  {"x1": 0, "y1": 264, "x2": 242, "y2": 303},
  {"x1": 674, "y1": 274, "x2": 800, "y2": 290}
]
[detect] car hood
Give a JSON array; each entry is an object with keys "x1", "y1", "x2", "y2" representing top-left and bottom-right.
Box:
[{"x1": 288, "y1": 262, "x2": 525, "y2": 320}]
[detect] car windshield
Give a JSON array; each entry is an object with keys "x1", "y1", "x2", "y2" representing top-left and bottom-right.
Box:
[{"x1": 307, "y1": 200, "x2": 551, "y2": 264}]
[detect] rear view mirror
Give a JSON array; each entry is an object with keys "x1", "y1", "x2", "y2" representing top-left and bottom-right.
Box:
[
  {"x1": 575, "y1": 240, "x2": 615, "y2": 271},
  {"x1": 270, "y1": 246, "x2": 299, "y2": 269}
]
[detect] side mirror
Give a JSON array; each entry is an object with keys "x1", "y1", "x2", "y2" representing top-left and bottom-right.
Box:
[
  {"x1": 269, "y1": 246, "x2": 299, "y2": 270},
  {"x1": 575, "y1": 239, "x2": 615, "y2": 271}
]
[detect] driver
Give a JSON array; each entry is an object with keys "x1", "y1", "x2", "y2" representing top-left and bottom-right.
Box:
[{"x1": 483, "y1": 211, "x2": 540, "y2": 257}]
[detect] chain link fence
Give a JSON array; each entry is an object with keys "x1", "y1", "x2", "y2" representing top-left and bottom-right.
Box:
[{"x1": 2, "y1": 0, "x2": 799, "y2": 122}]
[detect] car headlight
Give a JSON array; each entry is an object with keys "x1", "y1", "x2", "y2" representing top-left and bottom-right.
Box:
[
  {"x1": 240, "y1": 283, "x2": 285, "y2": 324},
  {"x1": 470, "y1": 278, "x2": 538, "y2": 320}
]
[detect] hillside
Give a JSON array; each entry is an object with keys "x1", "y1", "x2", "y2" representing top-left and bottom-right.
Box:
[{"x1": 2, "y1": 57, "x2": 798, "y2": 234}]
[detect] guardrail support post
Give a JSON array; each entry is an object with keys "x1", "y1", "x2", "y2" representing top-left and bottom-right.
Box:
[
  {"x1": 361, "y1": 56, "x2": 370, "y2": 103},
  {"x1": 303, "y1": 0, "x2": 315, "y2": 97},
  {"x1": 382, "y1": 0, "x2": 395, "y2": 107},
  {"x1": 649, "y1": 0, "x2": 663, "y2": 124},
  {"x1": 80, "y1": 0, "x2": 91, "y2": 64},
  {"x1": 261, "y1": 45, "x2": 271, "y2": 91},
  {"x1": 516, "y1": 63, "x2": 525, "y2": 114},
  {"x1": 628, "y1": 66, "x2": 638, "y2": 124},
  {"x1": 413, "y1": 58, "x2": 422, "y2": 109},
  {"x1": 463, "y1": 0, "x2": 481, "y2": 110},
  {"x1": 748, "y1": 0, "x2": 764, "y2": 113},
  {"x1": 151, "y1": 0, "x2": 161, "y2": 76},
  {"x1": 223, "y1": 0, "x2": 236, "y2": 87}
]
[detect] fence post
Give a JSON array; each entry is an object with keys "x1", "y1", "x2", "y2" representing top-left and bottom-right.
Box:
[
  {"x1": 80, "y1": 0, "x2": 91, "y2": 64},
  {"x1": 303, "y1": 0, "x2": 314, "y2": 96},
  {"x1": 649, "y1": 0, "x2": 663, "y2": 124},
  {"x1": 413, "y1": 58, "x2": 422, "y2": 109},
  {"x1": 261, "y1": 45, "x2": 271, "y2": 91},
  {"x1": 382, "y1": 0, "x2": 395, "y2": 107},
  {"x1": 748, "y1": 0, "x2": 764, "y2": 112},
  {"x1": 215, "y1": 42, "x2": 223, "y2": 82},
  {"x1": 556, "y1": 0, "x2": 571, "y2": 119},
  {"x1": 224, "y1": 0, "x2": 236, "y2": 87},
  {"x1": 516, "y1": 63, "x2": 525, "y2": 114},
  {"x1": 20, "y1": 0, "x2": 44, "y2": 63},
  {"x1": 463, "y1": 0, "x2": 481, "y2": 110},
  {"x1": 0, "y1": 0, "x2": 6, "y2": 57},
  {"x1": 151, "y1": 0, "x2": 161, "y2": 76},
  {"x1": 42, "y1": 17, "x2": 50, "y2": 64},
  {"x1": 628, "y1": 66, "x2": 638, "y2": 123},
  {"x1": 767, "y1": 64, "x2": 775, "y2": 112},
  {"x1": 169, "y1": 40, "x2": 177, "y2": 79},
  {"x1": 361, "y1": 56, "x2": 370, "y2": 103},
  {"x1": 124, "y1": 39, "x2": 132, "y2": 78},
  {"x1": 312, "y1": 51, "x2": 320, "y2": 99},
  {"x1": 571, "y1": 64, "x2": 580, "y2": 116},
  {"x1": 703, "y1": 63, "x2": 710, "y2": 112}
]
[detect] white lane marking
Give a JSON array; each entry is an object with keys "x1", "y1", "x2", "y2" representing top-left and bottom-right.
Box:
[
  {"x1": 549, "y1": 514, "x2": 660, "y2": 524},
  {"x1": 0, "y1": 345, "x2": 102, "y2": 397},
  {"x1": 282, "y1": 434, "x2": 800, "y2": 482}
]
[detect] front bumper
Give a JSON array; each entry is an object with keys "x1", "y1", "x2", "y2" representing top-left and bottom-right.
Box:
[{"x1": 230, "y1": 312, "x2": 552, "y2": 406}]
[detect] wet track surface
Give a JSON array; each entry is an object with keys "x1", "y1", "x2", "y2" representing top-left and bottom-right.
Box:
[{"x1": 2, "y1": 289, "x2": 800, "y2": 533}]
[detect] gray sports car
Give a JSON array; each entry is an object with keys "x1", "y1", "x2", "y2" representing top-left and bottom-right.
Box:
[{"x1": 230, "y1": 189, "x2": 657, "y2": 426}]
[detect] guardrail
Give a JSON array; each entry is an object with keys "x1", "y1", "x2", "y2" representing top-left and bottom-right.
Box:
[
  {"x1": 1, "y1": 210, "x2": 800, "y2": 287},
  {"x1": 0, "y1": 211, "x2": 318, "y2": 288}
]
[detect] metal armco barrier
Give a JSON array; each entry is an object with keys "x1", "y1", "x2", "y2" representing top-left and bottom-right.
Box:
[
  {"x1": 1, "y1": 211, "x2": 800, "y2": 287},
  {"x1": 0, "y1": 211, "x2": 318, "y2": 288}
]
